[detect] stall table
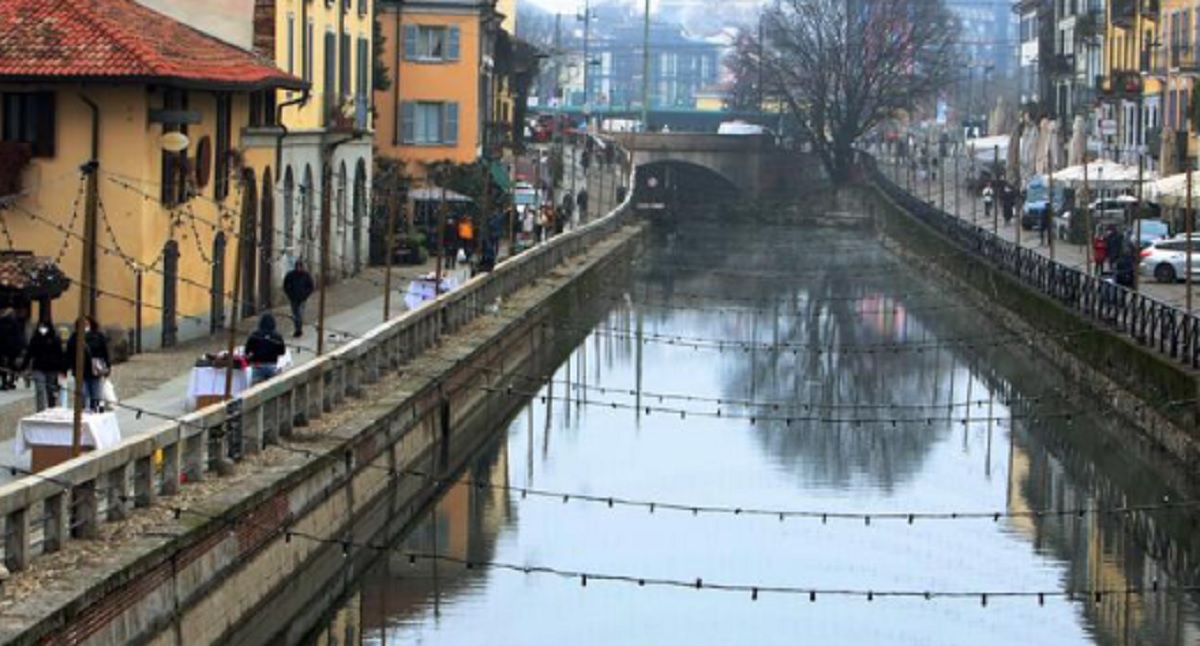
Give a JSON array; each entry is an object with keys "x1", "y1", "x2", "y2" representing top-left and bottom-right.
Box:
[
  {"x1": 186, "y1": 349, "x2": 293, "y2": 411},
  {"x1": 16, "y1": 407, "x2": 122, "y2": 472}
]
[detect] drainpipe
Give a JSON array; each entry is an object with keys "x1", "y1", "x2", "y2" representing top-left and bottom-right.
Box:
[
  {"x1": 393, "y1": 1, "x2": 403, "y2": 146},
  {"x1": 274, "y1": 88, "x2": 311, "y2": 176}
]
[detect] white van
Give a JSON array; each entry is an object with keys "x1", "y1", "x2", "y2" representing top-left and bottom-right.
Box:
[{"x1": 718, "y1": 121, "x2": 770, "y2": 135}]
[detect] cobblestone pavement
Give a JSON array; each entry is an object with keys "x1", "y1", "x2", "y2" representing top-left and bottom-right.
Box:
[{"x1": 876, "y1": 152, "x2": 1200, "y2": 314}]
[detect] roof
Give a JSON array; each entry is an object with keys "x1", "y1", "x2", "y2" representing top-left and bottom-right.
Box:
[
  {"x1": 0, "y1": 252, "x2": 69, "y2": 301},
  {"x1": 0, "y1": 0, "x2": 305, "y2": 91}
]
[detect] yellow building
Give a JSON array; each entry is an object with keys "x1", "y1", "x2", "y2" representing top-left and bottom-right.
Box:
[
  {"x1": 247, "y1": 0, "x2": 375, "y2": 285},
  {"x1": 1160, "y1": 0, "x2": 1200, "y2": 166},
  {"x1": 1103, "y1": 0, "x2": 1161, "y2": 167},
  {"x1": 0, "y1": 0, "x2": 304, "y2": 349},
  {"x1": 375, "y1": 0, "x2": 502, "y2": 179}
]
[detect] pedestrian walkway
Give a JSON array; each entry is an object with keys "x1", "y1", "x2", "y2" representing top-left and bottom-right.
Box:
[
  {"x1": 0, "y1": 261, "x2": 471, "y2": 484},
  {"x1": 875, "y1": 151, "x2": 1200, "y2": 313}
]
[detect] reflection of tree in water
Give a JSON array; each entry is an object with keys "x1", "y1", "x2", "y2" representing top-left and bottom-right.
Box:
[{"x1": 637, "y1": 223, "x2": 972, "y2": 492}]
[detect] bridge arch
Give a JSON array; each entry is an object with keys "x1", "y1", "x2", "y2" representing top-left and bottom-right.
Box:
[{"x1": 634, "y1": 160, "x2": 740, "y2": 214}]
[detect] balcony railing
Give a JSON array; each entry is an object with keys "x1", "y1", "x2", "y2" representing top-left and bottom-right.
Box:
[{"x1": 1111, "y1": 0, "x2": 1159, "y2": 28}]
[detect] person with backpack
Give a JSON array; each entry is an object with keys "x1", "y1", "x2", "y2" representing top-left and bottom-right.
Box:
[{"x1": 283, "y1": 260, "x2": 315, "y2": 338}]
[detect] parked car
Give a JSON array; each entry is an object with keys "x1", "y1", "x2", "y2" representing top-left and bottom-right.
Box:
[
  {"x1": 1132, "y1": 218, "x2": 1170, "y2": 249},
  {"x1": 1139, "y1": 235, "x2": 1200, "y2": 283}
]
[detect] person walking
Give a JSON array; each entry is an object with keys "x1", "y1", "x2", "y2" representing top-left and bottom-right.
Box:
[
  {"x1": 982, "y1": 183, "x2": 994, "y2": 219},
  {"x1": 22, "y1": 320, "x2": 65, "y2": 411},
  {"x1": 283, "y1": 260, "x2": 315, "y2": 338},
  {"x1": 65, "y1": 317, "x2": 109, "y2": 412},
  {"x1": 1104, "y1": 226, "x2": 1124, "y2": 273},
  {"x1": 576, "y1": 188, "x2": 589, "y2": 223},
  {"x1": 0, "y1": 306, "x2": 23, "y2": 390},
  {"x1": 244, "y1": 314, "x2": 286, "y2": 385}
]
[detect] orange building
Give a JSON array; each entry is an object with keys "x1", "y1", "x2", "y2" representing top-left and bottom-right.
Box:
[{"x1": 375, "y1": 0, "x2": 502, "y2": 179}]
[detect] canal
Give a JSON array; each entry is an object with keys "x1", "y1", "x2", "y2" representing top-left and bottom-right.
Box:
[{"x1": 303, "y1": 218, "x2": 1200, "y2": 645}]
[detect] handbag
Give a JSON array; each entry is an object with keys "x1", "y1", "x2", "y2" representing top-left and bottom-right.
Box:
[{"x1": 90, "y1": 357, "x2": 110, "y2": 377}]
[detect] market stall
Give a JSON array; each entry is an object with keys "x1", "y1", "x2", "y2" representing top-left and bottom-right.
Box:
[
  {"x1": 16, "y1": 407, "x2": 121, "y2": 472},
  {"x1": 186, "y1": 348, "x2": 293, "y2": 410}
]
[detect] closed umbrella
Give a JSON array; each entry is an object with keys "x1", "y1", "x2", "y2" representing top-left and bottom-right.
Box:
[
  {"x1": 1159, "y1": 127, "x2": 1178, "y2": 177},
  {"x1": 1068, "y1": 115, "x2": 1087, "y2": 167},
  {"x1": 1007, "y1": 122, "x2": 1023, "y2": 185}
]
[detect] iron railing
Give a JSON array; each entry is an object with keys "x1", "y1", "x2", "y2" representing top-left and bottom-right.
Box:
[{"x1": 861, "y1": 153, "x2": 1200, "y2": 369}]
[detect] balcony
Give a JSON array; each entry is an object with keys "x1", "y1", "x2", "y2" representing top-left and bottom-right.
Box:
[
  {"x1": 325, "y1": 95, "x2": 369, "y2": 135},
  {"x1": 0, "y1": 142, "x2": 32, "y2": 200},
  {"x1": 1111, "y1": 0, "x2": 1159, "y2": 29},
  {"x1": 1046, "y1": 53, "x2": 1076, "y2": 78},
  {"x1": 1175, "y1": 47, "x2": 1200, "y2": 75}
]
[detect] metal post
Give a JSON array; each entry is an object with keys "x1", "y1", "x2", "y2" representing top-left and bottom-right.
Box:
[
  {"x1": 992, "y1": 145, "x2": 1000, "y2": 232},
  {"x1": 1048, "y1": 165, "x2": 1055, "y2": 260},
  {"x1": 317, "y1": 163, "x2": 332, "y2": 355},
  {"x1": 1084, "y1": 161, "x2": 1093, "y2": 273},
  {"x1": 954, "y1": 149, "x2": 960, "y2": 218},
  {"x1": 641, "y1": 0, "x2": 652, "y2": 130},
  {"x1": 1188, "y1": 165, "x2": 1194, "y2": 312},
  {"x1": 383, "y1": 184, "x2": 399, "y2": 321},
  {"x1": 1135, "y1": 152, "x2": 1144, "y2": 292},
  {"x1": 435, "y1": 181, "x2": 446, "y2": 295}
]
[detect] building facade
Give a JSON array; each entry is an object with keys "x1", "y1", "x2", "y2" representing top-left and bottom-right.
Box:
[
  {"x1": 0, "y1": 0, "x2": 304, "y2": 349},
  {"x1": 375, "y1": 0, "x2": 500, "y2": 179}
]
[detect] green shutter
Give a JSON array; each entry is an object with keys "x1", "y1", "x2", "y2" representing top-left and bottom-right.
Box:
[
  {"x1": 404, "y1": 25, "x2": 418, "y2": 60},
  {"x1": 447, "y1": 27, "x2": 460, "y2": 61},
  {"x1": 401, "y1": 102, "x2": 416, "y2": 144},
  {"x1": 445, "y1": 102, "x2": 458, "y2": 145}
]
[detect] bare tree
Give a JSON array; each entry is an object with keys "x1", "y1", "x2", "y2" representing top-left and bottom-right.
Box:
[{"x1": 733, "y1": 0, "x2": 960, "y2": 183}]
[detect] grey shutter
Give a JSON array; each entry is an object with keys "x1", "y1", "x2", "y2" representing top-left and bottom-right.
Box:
[
  {"x1": 404, "y1": 25, "x2": 418, "y2": 60},
  {"x1": 447, "y1": 27, "x2": 460, "y2": 61},
  {"x1": 445, "y1": 102, "x2": 458, "y2": 145},
  {"x1": 401, "y1": 102, "x2": 416, "y2": 144}
]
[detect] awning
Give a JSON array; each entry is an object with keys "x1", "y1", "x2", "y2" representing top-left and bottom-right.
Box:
[{"x1": 489, "y1": 160, "x2": 513, "y2": 192}]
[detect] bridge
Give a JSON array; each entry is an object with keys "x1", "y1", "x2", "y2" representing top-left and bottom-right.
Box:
[{"x1": 610, "y1": 132, "x2": 824, "y2": 206}]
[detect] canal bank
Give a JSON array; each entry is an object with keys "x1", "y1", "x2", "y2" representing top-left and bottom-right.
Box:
[
  {"x1": 0, "y1": 208, "x2": 644, "y2": 645},
  {"x1": 861, "y1": 167, "x2": 1200, "y2": 474},
  {"x1": 296, "y1": 217, "x2": 1200, "y2": 645}
]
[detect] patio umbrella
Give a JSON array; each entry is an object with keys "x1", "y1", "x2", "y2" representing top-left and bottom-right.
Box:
[
  {"x1": 1068, "y1": 115, "x2": 1087, "y2": 167},
  {"x1": 990, "y1": 96, "x2": 1013, "y2": 136}
]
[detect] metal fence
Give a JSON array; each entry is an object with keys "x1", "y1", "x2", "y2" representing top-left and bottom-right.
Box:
[
  {"x1": 861, "y1": 153, "x2": 1200, "y2": 369},
  {"x1": 0, "y1": 165, "x2": 638, "y2": 577}
]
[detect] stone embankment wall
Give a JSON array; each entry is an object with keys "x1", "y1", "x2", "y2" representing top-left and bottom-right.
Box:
[
  {"x1": 0, "y1": 206, "x2": 643, "y2": 645},
  {"x1": 862, "y1": 184, "x2": 1200, "y2": 472}
]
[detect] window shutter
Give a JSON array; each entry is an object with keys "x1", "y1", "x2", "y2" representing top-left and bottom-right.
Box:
[
  {"x1": 445, "y1": 102, "x2": 458, "y2": 145},
  {"x1": 34, "y1": 93, "x2": 55, "y2": 158},
  {"x1": 401, "y1": 102, "x2": 416, "y2": 144},
  {"x1": 447, "y1": 26, "x2": 460, "y2": 61},
  {"x1": 404, "y1": 25, "x2": 418, "y2": 60}
]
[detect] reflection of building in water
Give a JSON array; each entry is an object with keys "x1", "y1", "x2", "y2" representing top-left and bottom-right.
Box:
[
  {"x1": 856, "y1": 294, "x2": 909, "y2": 342},
  {"x1": 1005, "y1": 427, "x2": 1200, "y2": 645},
  {"x1": 307, "y1": 592, "x2": 362, "y2": 646},
  {"x1": 355, "y1": 442, "x2": 512, "y2": 639}
]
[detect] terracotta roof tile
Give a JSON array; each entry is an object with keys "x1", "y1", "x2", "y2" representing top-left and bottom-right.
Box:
[{"x1": 0, "y1": 0, "x2": 304, "y2": 90}]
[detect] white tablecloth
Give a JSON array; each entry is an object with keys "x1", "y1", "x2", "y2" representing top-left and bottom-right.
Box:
[
  {"x1": 185, "y1": 349, "x2": 293, "y2": 410},
  {"x1": 404, "y1": 276, "x2": 460, "y2": 311},
  {"x1": 15, "y1": 408, "x2": 122, "y2": 454}
]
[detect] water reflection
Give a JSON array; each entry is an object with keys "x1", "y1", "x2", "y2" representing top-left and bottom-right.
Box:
[{"x1": 307, "y1": 221, "x2": 1200, "y2": 646}]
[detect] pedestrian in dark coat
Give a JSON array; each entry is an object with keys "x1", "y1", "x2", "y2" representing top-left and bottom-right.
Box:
[
  {"x1": 244, "y1": 314, "x2": 286, "y2": 385},
  {"x1": 283, "y1": 260, "x2": 315, "y2": 338},
  {"x1": 0, "y1": 307, "x2": 24, "y2": 390},
  {"x1": 22, "y1": 321, "x2": 65, "y2": 411}
]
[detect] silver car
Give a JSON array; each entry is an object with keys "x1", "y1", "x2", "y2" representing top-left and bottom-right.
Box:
[{"x1": 1139, "y1": 236, "x2": 1200, "y2": 283}]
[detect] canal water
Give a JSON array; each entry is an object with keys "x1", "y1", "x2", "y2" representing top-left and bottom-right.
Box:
[{"x1": 306, "y1": 220, "x2": 1200, "y2": 645}]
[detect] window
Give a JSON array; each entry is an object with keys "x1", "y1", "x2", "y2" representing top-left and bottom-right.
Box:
[
  {"x1": 356, "y1": 37, "x2": 369, "y2": 100},
  {"x1": 249, "y1": 90, "x2": 277, "y2": 127},
  {"x1": 400, "y1": 101, "x2": 458, "y2": 145},
  {"x1": 161, "y1": 89, "x2": 189, "y2": 206},
  {"x1": 214, "y1": 93, "x2": 232, "y2": 201},
  {"x1": 340, "y1": 32, "x2": 352, "y2": 99},
  {"x1": 305, "y1": 20, "x2": 314, "y2": 83},
  {"x1": 325, "y1": 30, "x2": 337, "y2": 120},
  {"x1": 404, "y1": 25, "x2": 460, "y2": 61},
  {"x1": 2, "y1": 92, "x2": 55, "y2": 157},
  {"x1": 358, "y1": 0, "x2": 367, "y2": 16},
  {"x1": 287, "y1": 13, "x2": 295, "y2": 75}
]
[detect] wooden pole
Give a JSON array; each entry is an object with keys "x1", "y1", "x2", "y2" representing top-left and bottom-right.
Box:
[
  {"x1": 1135, "y1": 152, "x2": 1144, "y2": 292},
  {"x1": 224, "y1": 179, "x2": 246, "y2": 399},
  {"x1": 1048, "y1": 165, "x2": 1055, "y2": 261},
  {"x1": 1188, "y1": 165, "x2": 1194, "y2": 313},
  {"x1": 1084, "y1": 161, "x2": 1092, "y2": 273},
  {"x1": 992, "y1": 145, "x2": 999, "y2": 232},
  {"x1": 317, "y1": 163, "x2": 332, "y2": 355},
  {"x1": 72, "y1": 161, "x2": 99, "y2": 457},
  {"x1": 435, "y1": 179, "x2": 446, "y2": 295},
  {"x1": 383, "y1": 184, "x2": 399, "y2": 321}
]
